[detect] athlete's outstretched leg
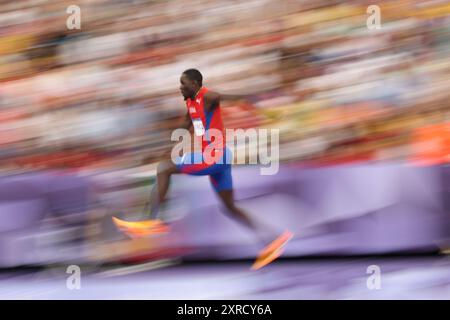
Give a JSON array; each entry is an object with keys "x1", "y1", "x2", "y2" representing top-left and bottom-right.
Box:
[
  {"x1": 216, "y1": 189, "x2": 293, "y2": 270},
  {"x1": 216, "y1": 189, "x2": 256, "y2": 230},
  {"x1": 216, "y1": 189, "x2": 278, "y2": 244}
]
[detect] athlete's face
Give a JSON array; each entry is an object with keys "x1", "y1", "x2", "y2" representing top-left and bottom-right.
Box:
[{"x1": 179, "y1": 74, "x2": 198, "y2": 100}]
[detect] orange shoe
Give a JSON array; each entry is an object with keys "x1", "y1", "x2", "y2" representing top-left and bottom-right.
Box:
[
  {"x1": 112, "y1": 217, "x2": 165, "y2": 229},
  {"x1": 251, "y1": 230, "x2": 294, "y2": 271},
  {"x1": 112, "y1": 217, "x2": 170, "y2": 238},
  {"x1": 123, "y1": 224, "x2": 170, "y2": 236}
]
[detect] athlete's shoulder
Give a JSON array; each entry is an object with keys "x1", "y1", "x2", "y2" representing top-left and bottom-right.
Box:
[
  {"x1": 203, "y1": 90, "x2": 220, "y2": 102},
  {"x1": 203, "y1": 90, "x2": 220, "y2": 112}
]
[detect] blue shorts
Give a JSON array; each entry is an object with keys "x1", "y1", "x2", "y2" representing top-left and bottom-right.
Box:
[{"x1": 175, "y1": 148, "x2": 233, "y2": 192}]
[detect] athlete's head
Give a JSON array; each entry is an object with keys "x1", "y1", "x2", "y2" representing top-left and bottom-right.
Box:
[{"x1": 180, "y1": 69, "x2": 202, "y2": 100}]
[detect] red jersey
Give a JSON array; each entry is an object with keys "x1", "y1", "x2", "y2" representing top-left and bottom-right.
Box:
[{"x1": 186, "y1": 87, "x2": 226, "y2": 152}]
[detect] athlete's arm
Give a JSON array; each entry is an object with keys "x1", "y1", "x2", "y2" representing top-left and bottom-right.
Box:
[
  {"x1": 204, "y1": 91, "x2": 249, "y2": 112},
  {"x1": 153, "y1": 112, "x2": 191, "y2": 162},
  {"x1": 181, "y1": 111, "x2": 193, "y2": 130}
]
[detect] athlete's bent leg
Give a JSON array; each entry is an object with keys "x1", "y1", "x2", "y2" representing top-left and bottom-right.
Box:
[{"x1": 148, "y1": 159, "x2": 179, "y2": 219}]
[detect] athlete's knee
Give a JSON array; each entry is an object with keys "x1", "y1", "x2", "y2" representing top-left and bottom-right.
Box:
[
  {"x1": 221, "y1": 200, "x2": 237, "y2": 212},
  {"x1": 156, "y1": 162, "x2": 166, "y2": 176},
  {"x1": 157, "y1": 160, "x2": 177, "y2": 176}
]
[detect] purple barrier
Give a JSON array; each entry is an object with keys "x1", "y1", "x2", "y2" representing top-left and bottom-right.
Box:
[
  {"x1": 165, "y1": 163, "x2": 450, "y2": 259},
  {"x1": 47, "y1": 174, "x2": 91, "y2": 223},
  {"x1": 0, "y1": 172, "x2": 92, "y2": 267},
  {"x1": 0, "y1": 164, "x2": 449, "y2": 266},
  {"x1": 0, "y1": 181, "x2": 47, "y2": 232}
]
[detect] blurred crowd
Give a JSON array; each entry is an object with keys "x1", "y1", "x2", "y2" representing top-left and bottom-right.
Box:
[{"x1": 1, "y1": 0, "x2": 449, "y2": 174}]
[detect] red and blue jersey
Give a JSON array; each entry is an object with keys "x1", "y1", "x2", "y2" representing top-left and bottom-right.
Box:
[
  {"x1": 176, "y1": 87, "x2": 233, "y2": 192},
  {"x1": 186, "y1": 86, "x2": 226, "y2": 153}
]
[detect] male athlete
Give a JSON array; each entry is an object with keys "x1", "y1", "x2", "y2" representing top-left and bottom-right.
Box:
[{"x1": 113, "y1": 69, "x2": 293, "y2": 270}]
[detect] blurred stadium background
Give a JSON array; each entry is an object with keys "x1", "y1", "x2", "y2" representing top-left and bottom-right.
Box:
[{"x1": 0, "y1": 0, "x2": 449, "y2": 299}]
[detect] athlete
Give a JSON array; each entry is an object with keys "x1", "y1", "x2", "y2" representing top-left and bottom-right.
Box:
[{"x1": 113, "y1": 69, "x2": 293, "y2": 270}]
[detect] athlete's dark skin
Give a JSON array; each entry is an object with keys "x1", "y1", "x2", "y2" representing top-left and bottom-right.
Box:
[{"x1": 148, "y1": 72, "x2": 264, "y2": 236}]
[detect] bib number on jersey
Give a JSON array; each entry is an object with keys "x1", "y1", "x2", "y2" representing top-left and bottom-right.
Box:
[{"x1": 192, "y1": 118, "x2": 205, "y2": 136}]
